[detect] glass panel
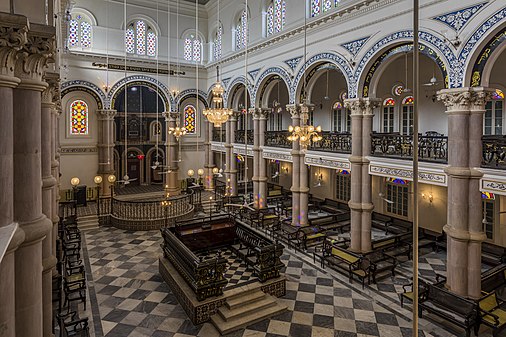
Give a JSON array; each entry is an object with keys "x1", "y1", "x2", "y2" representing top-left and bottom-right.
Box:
[
  {"x1": 71, "y1": 100, "x2": 88, "y2": 135},
  {"x1": 147, "y1": 31, "x2": 156, "y2": 56},
  {"x1": 311, "y1": 0, "x2": 321, "y2": 17},
  {"x1": 81, "y1": 21, "x2": 91, "y2": 48},
  {"x1": 267, "y1": 4, "x2": 274, "y2": 36},
  {"x1": 281, "y1": 1, "x2": 286, "y2": 30},
  {"x1": 184, "y1": 38, "x2": 192, "y2": 61},
  {"x1": 184, "y1": 105, "x2": 196, "y2": 134},
  {"x1": 214, "y1": 26, "x2": 222, "y2": 60},
  {"x1": 323, "y1": 0, "x2": 332, "y2": 12},
  {"x1": 136, "y1": 20, "x2": 146, "y2": 55},
  {"x1": 125, "y1": 26, "x2": 135, "y2": 53},
  {"x1": 193, "y1": 39, "x2": 201, "y2": 62},
  {"x1": 69, "y1": 19, "x2": 79, "y2": 46}
]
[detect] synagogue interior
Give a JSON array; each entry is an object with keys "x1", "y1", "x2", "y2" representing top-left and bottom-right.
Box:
[{"x1": 1, "y1": 0, "x2": 506, "y2": 336}]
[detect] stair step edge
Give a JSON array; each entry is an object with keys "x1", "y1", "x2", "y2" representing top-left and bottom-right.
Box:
[
  {"x1": 212, "y1": 304, "x2": 287, "y2": 335},
  {"x1": 219, "y1": 298, "x2": 277, "y2": 321}
]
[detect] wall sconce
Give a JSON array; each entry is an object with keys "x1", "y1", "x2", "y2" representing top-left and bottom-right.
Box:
[
  {"x1": 171, "y1": 89, "x2": 179, "y2": 97},
  {"x1": 102, "y1": 84, "x2": 111, "y2": 93},
  {"x1": 70, "y1": 177, "x2": 80, "y2": 187},
  {"x1": 282, "y1": 166, "x2": 289, "y2": 174},
  {"x1": 422, "y1": 192, "x2": 433, "y2": 203}
]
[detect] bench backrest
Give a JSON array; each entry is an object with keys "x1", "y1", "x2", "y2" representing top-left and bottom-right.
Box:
[
  {"x1": 372, "y1": 237, "x2": 396, "y2": 250},
  {"x1": 482, "y1": 270, "x2": 506, "y2": 293},
  {"x1": 427, "y1": 285, "x2": 476, "y2": 316},
  {"x1": 479, "y1": 292, "x2": 499, "y2": 312}
]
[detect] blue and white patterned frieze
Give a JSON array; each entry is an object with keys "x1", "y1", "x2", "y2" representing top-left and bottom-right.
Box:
[
  {"x1": 254, "y1": 67, "x2": 293, "y2": 104},
  {"x1": 341, "y1": 36, "x2": 370, "y2": 57},
  {"x1": 61, "y1": 80, "x2": 107, "y2": 103},
  {"x1": 283, "y1": 56, "x2": 302, "y2": 71},
  {"x1": 248, "y1": 68, "x2": 261, "y2": 80},
  {"x1": 105, "y1": 75, "x2": 173, "y2": 109},
  {"x1": 369, "y1": 164, "x2": 447, "y2": 186},
  {"x1": 457, "y1": 6, "x2": 506, "y2": 88},
  {"x1": 433, "y1": 3, "x2": 487, "y2": 32}
]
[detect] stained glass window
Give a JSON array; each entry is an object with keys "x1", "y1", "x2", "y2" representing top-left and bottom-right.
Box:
[
  {"x1": 485, "y1": 89, "x2": 504, "y2": 135},
  {"x1": 311, "y1": 0, "x2": 321, "y2": 17},
  {"x1": 213, "y1": 25, "x2": 222, "y2": 61},
  {"x1": 184, "y1": 105, "x2": 196, "y2": 134},
  {"x1": 383, "y1": 98, "x2": 395, "y2": 106},
  {"x1": 147, "y1": 31, "x2": 156, "y2": 56},
  {"x1": 493, "y1": 89, "x2": 505, "y2": 100},
  {"x1": 136, "y1": 21, "x2": 146, "y2": 55},
  {"x1": 402, "y1": 96, "x2": 414, "y2": 105},
  {"x1": 333, "y1": 101, "x2": 343, "y2": 110},
  {"x1": 267, "y1": 4, "x2": 274, "y2": 36},
  {"x1": 236, "y1": 10, "x2": 248, "y2": 50},
  {"x1": 383, "y1": 98, "x2": 395, "y2": 133},
  {"x1": 70, "y1": 100, "x2": 88, "y2": 135},
  {"x1": 393, "y1": 84, "x2": 404, "y2": 96},
  {"x1": 126, "y1": 20, "x2": 156, "y2": 57},
  {"x1": 183, "y1": 35, "x2": 202, "y2": 62},
  {"x1": 402, "y1": 96, "x2": 414, "y2": 135},
  {"x1": 323, "y1": 0, "x2": 332, "y2": 12},
  {"x1": 68, "y1": 13, "x2": 92, "y2": 48}
]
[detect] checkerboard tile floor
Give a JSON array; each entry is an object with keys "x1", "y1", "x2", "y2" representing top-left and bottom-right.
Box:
[{"x1": 80, "y1": 225, "x2": 492, "y2": 337}]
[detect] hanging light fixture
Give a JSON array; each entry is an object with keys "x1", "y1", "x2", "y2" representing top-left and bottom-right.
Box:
[
  {"x1": 203, "y1": 65, "x2": 233, "y2": 127},
  {"x1": 168, "y1": 121, "x2": 187, "y2": 140},
  {"x1": 287, "y1": 5, "x2": 322, "y2": 148}
]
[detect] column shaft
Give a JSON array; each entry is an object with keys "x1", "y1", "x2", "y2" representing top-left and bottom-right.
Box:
[
  {"x1": 288, "y1": 105, "x2": 301, "y2": 226},
  {"x1": 251, "y1": 109, "x2": 260, "y2": 208},
  {"x1": 229, "y1": 116, "x2": 238, "y2": 196},
  {"x1": 258, "y1": 111, "x2": 268, "y2": 209}
]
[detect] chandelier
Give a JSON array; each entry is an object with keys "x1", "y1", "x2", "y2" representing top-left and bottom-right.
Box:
[
  {"x1": 287, "y1": 106, "x2": 322, "y2": 147},
  {"x1": 168, "y1": 123, "x2": 187, "y2": 140},
  {"x1": 203, "y1": 66, "x2": 233, "y2": 127}
]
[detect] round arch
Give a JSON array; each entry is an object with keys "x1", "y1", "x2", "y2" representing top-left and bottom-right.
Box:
[
  {"x1": 224, "y1": 76, "x2": 254, "y2": 108},
  {"x1": 292, "y1": 52, "x2": 353, "y2": 103},
  {"x1": 145, "y1": 146, "x2": 165, "y2": 184},
  {"x1": 107, "y1": 75, "x2": 173, "y2": 110},
  {"x1": 175, "y1": 89, "x2": 209, "y2": 110},
  {"x1": 61, "y1": 81, "x2": 106, "y2": 109},
  {"x1": 254, "y1": 67, "x2": 292, "y2": 107},
  {"x1": 467, "y1": 27, "x2": 506, "y2": 87}
]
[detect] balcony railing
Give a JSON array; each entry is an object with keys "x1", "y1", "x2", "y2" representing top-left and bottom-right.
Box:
[
  {"x1": 212, "y1": 129, "x2": 226, "y2": 142},
  {"x1": 235, "y1": 130, "x2": 253, "y2": 145},
  {"x1": 309, "y1": 132, "x2": 352, "y2": 153},
  {"x1": 265, "y1": 131, "x2": 292, "y2": 148},
  {"x1": 370, "y1": 132, "x2": 448, "y2": 163},
  {"x1": 482, "y1": 135, "x2": 506, "y2": 169}
]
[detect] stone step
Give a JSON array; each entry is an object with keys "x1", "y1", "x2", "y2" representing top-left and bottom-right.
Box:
[
  {"x1": 211, "y1": 296, "x2": 286, "y2": 335},
  {"x1": 219, "y1": 296, "x2": 276, "y2": 321},
  {"x1": 78, "y1": 215, "x2": 99, "y2": 230},
  {"x1": 226, "y1": 289, "x2": 265, "y2": 310}
]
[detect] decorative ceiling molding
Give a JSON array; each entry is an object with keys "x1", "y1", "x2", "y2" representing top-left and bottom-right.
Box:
[{"x1": 432, "y1": 3, "x2": 487, "y2": 32}]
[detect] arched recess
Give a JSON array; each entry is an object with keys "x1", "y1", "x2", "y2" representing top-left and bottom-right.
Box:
[
  {"x1": 228, "y1": 83, "x2": 251, "y2": 111},
  {"x1": 107, "y1": 75, "x2": 173, "y2": 110},
  {"x1": 292, "y1": 52, "x2": 353, "y2": 104},
  {"x1": 145, "y1": 146, "x2": 165, "y2": 184},
  {"x1": 61, "y1": 81, "x2": 106, "y2": 109},
  {"x1": 253, "y1": 66, "x2": 292, "y2": 106},
  {"x1": 461, "y1": 7, "x2": 506, "y2": 88},
  {"x1": 355, "y1": 30, "x2": 455, "y2": 96},
  {"x1": 256, "y1": 74, "x2": 290, "y2": 132},
  {"x1": 110, "y1": 81, "x2": 168, "y2": 113},
  {"x1": 119, "y1": 147, "x2": 144, "y2": 185},
  {"x1": 224, "y1": 76, "x2": 254, "y2": 107},
  {"x1": 467, "y1": 26, "x2": 506, "y2": 87},
  {"x1": 361, "y1": 44, "x2": 449, "y2": 98},
  {"x1": 175, "y1": 89, "x2": 209, "y2": 110}
]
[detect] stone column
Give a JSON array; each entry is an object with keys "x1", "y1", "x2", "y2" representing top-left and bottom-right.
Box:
[
  {"x1": 438, "y1": 88, "x2": 492, "y2": 298},
  {"x1": 13, "y1": 23, "x2": 54, "y2": 337},
  {"x1": 224, "y1": 118, "x2": 233, "y2": 196},
  {"x1": 229, "y1": 114, "x2": 238, "y2": 196},
  {"x1": 258, "y1": 109, "x2": 269, "y2": 209},
  {"x1": 203, "y1": 119, "x2": 215, "y2": 190},
  {"x1": 97, "y1": 109, "x2": 117, "y2": 196},
  {"x1": 50, "y1": 83, "x2": 60, "y2": 267},
  {"x1": 41, "y1": 72, "x2": 58, "y2": 337},
  {"x1": 0, "y1": 14, "x2": 28, "y2": 337},
  {"x1": 287, "y1": 104, "x2": 301, "y2": 226},
  {"x1": 163, "y1": 112, "x2": 181, "y2": 195},
  {"x1": 251, "y1": 108, "x2": 260, "y2": 208},
  {"x1": 345, "y1": 98, "x2": 380, "y2": 253},
  {"x1": 299, "y1": 104, "x2": 314, "y2": 227}
]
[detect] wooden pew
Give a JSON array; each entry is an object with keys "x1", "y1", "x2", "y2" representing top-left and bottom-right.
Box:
[{"x1": 478, "y1": 292, "x2": 506, "y2": 337}]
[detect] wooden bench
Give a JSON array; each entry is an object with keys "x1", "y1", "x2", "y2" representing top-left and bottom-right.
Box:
[
  {"x1": 319, "y1": 198, "x2": 349, "y2": 214},
  {"x1": 322, "y1": 239, "x2": 371, "y2": 288},
  {"x1": 400, "y1": 274, "x2": 445, "y2": 308},
  {"x1": 482, "y1": 264, "x2": 506, "y2": 293},
  {"x1": 309, "y1": 212, "x2": 351, "y2": 233},
  {"x1": 478, "y1": 292, "x2": 506, "y2": 337},
  {"x1": 364, "y1": 250, "x2": 396, "y2": 283},
  {"x1": 419, "y1": 284, "x2": 478, "y2": 337},
  {"x1": 483, "y1": 242, "x2": 506, "y2": 266}
]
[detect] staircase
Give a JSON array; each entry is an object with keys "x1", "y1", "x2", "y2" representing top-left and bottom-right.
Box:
[
  {"x1": 211, "y1": 288, "x2": 287, "y2": 334},
  {"x1": 200, "y1": 200, "x2": 217, "y2": 215},
  {"x1": 77, "y1": 215, "x2": 99, "y2": 231}
]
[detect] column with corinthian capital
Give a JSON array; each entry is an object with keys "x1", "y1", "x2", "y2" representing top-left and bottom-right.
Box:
[
  {"x1": 163, "y1": 111, "x2": 181, "y2": 195},
  {"x1": 13, "y1": 23, "x2": 54, "y2": 337},
  {"x1": 287, "y1": 104, "x2": 301, "y2": 226},
  {"x1": 229, "y1": 113, "x2": 239, "y2": 196},
  {"x1": 97, "y1": 109, "x2": 117, "y2": 196},
  {"x1": 344, "y1": 98, "x2": 380, "y2": 253},
  {"x1": 258, "y1": 108, "x2": 269, "y2": 209},
  {"x1": 438, "y1": 87, "x2": 493, "y2": 298},
  {"x1": 0, "y1": 13, "x2": 28, "y2": 337},
  {"x1": 203, "y1": 118, "x2": 215, "y2": 190}
]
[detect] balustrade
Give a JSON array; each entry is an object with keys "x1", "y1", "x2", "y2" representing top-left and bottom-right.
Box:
[
  {"x1": 370, "y1": 132, "x2": 448, "y2": 163},
  {"x1": 212, "y1": 129, "x2": 226, "y2": 142},
  {"x1": 309, "y1": 132, "x2": 351, "y2": 153},
  {"x1": 482, "y1": 135, "x2": 506, "y2": 169},
  {"x1": 234, "y1": 129, "x2": 254, "y2": 145},
  {"x1": 264, "y1": 131, "x2": 292, "y2": 148}
]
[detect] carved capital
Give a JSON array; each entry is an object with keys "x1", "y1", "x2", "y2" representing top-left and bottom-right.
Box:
[
  {"x1": 15, "y1": 23, "x2": 55, "y2": 83},
  {"x1": 42, "y1": 72, "x2": 60, "y2": 104},
  {"x1": 97, "y1": 109, "x2": 117, "y2": 120},
  {"x1": 249, "y1": 107, "x2": 269, "y2": 120},
  {"x1": 344, "y1": 97, "x2": 380, "y2": 116},
  {"x1": 437, "y1": 87, "x2": 494, "y2": 113},
  {"x1": 0, "y1": 13, "x2": 28, "y2": 79}
]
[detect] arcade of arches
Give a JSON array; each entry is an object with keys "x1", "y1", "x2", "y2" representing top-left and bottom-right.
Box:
[{"x1": 1, "y1": 0, "x2": 506, "y2": 336}]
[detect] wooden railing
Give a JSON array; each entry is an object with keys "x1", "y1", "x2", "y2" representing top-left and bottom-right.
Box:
[{"x1": 370, "y1": 133, "x2": 448, "y2": 163}]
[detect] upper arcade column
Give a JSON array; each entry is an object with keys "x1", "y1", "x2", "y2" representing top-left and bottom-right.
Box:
[
  {"x1": 163, "y1": 111, "x2": 181, "y2": 195},
  {"x1": 438, "y1": 87, "x2": 493, "y2": 299},
  {"x1": 344, "y1": 97, "x2": 380, "y2": 253},
  {"x1": 287, "y1": 104, "x2": 301, "y2": 226},
  {"x1": 250, "y1": 108, "x2": 269, "y2": 209},
  {"x1": 97, "y1": 109, "x2": 117, "y2": 196}
]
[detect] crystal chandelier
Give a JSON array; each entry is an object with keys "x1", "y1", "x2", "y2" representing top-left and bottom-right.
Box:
[
  {"x1": 168, "y1": 121, "x2": 187, "y2": 141},
  {"x1": 203, "y1": 66, "x2": 233, "y2": 127},
  {"x1": 288, "y1": 108, "x2": 322, "y2": 147}
]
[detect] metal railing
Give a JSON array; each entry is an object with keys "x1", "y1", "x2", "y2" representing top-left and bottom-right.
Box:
[
  {"x1": 370, "y1": 133, "x2": 448, "y2": 163},
  {"x1": 309, "y1": 132, "x2": 352, "y2": 153},
  {"x1": 482, "y1": 135, "x2": 506, "y2": 169},
  {"x1": 264, "y1": 131, "x2": 292, "y2": 148},
  {"x1": 235, "y1": 130, "x2": 254, "y2": 145},
  {"x1": 212, "y1": 129, "x2": 226, "y2": 142}
]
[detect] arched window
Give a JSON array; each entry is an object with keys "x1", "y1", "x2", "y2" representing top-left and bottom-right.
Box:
[
  {"x1": 213, "y1": 25, "x2": 222, "y2": 61},
  {"x1": 332, "y1": 101, "x2": 350, "y2": 132},
  {"x1": 401, "y1": 96, "x2": 414, "y2": 135},
  {"x1": 68, "y1": 13, "x2": 92, "y2": 48},
  {"x1": 184, "y1": 105, "x2": 197, "y2": 134},
  {"x1": 311, "y1": 0, "x2": 340, "y2": 17},
  {"x1": 184, "y1": 33, "x2": 202, "y2": 62},
  {"x1": 382, "y1": 98, "x2": 395, "y2": 133},
  {"x1": 70, "y1": 100, "x2": 88, "y2": 135},
  {"x1": 236, "y1": 10, "x2": 248, "y2": 50},
  {"x1": 266, "y1": 0, "x2": 286, "y2": 36},
  {"x1": 125, "y1": 20, "x2": 157, "y2": 57},
  {"x1": 484, "y1": 89, "x2": 505, "y2": 135}
]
